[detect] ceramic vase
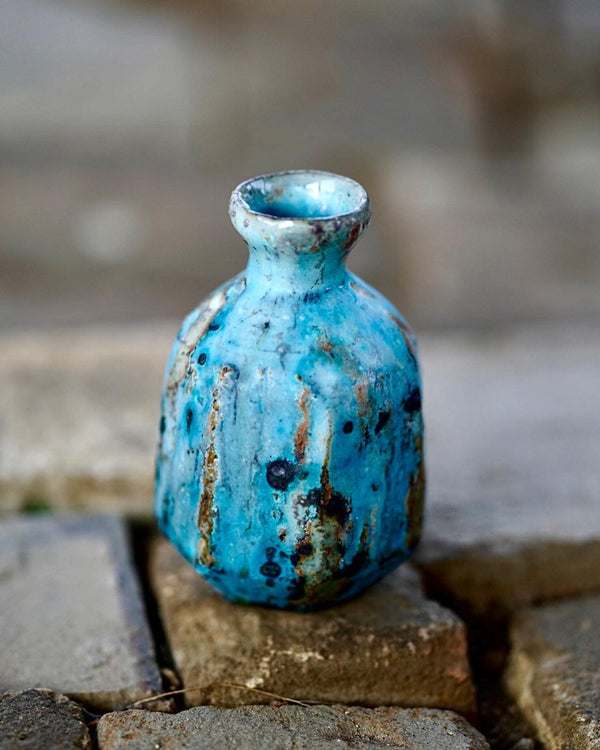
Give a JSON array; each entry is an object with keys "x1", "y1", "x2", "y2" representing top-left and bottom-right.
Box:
[{"x1": 155, "y1": 170, "x2": 424, "y2": 609}]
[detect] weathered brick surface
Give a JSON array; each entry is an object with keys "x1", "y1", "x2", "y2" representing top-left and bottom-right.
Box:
[
  {"x1": 0, "y1": 689, "x2": 92, "y2": 750},
  {"x1": 0, "y1": 515, "x2": 163, "y2": 711},
  {"x1": 417, "y1": 324, "x2": 600, "y2": 617},
  {"x1": 149, "y1": 537, "x2": 475, "y2": 714},
  {"x1": 97, "y1": 704, "x2": 490, "y2": 750},
  {"x1": 505, "y1": 595, "x2": 600, "y2": 749}
]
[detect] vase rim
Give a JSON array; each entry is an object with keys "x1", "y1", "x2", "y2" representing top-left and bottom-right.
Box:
[{"x1": 230, "y1": 169, "x2": 371, "y2": 226}]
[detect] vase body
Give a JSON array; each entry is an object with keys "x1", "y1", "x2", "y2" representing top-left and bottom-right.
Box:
[{"x1": 155, "y1": 170, "x2": 424, "y2": 610}]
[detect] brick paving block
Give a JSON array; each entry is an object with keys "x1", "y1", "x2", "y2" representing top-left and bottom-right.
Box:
[
  {"x1": 149, "y1": 537, "x2": 475, "y2": 714},
  {"x1": 0, "y1": 515, "x2": 163, "y2": 712},
  {"x1": 416, "y1": 324, "x2": 600, "y2": 617},
  {"x1": 97, "y1": 704, "x2": 489, "y2": 750},
  {"x1": 0, "y1": 689, "x2": 92, "y2": 750},
  {"x1": 505, "y1": 595, "x2": 600, "y2": 749}
]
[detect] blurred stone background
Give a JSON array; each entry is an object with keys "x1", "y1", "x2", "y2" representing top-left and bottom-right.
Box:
[{"x1": 2, "y1": 0, "x2": 599, "y2": 332}]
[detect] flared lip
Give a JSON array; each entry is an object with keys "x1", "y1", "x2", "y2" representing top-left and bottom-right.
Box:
[{"x1": 229, "y1": 169, "x2": 371, "y2": 227}]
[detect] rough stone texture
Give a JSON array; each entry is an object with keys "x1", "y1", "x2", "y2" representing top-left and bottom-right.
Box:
[
  {"x1": 505, "y1": 596, "x2": 600, "y2": 749},
  {"x1": 417, "y1": 323, "x2": 600, "y2": 618},
  {"x1": 0, "y1": 689, "x2": 92, "y2": 750},
  {"x1": 0, "y1": 515, "x2": 163, "y2": 711},
  {"x1": 0, "y1": 326, "x2": 171, "y2": 515},
  {"x1": 149, "y1": 537, "x2": 475, "y2": 714},
  {"x1": 97, "y1": 705, "x2": 490, "y2": 750}
]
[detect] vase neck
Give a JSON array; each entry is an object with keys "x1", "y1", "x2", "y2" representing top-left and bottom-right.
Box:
[
  {"x1": 244, "y1": 240, "x2": 350, "y2": 291},
  {"x1": 229, "y1": 170, "x2": 370, "y2": 293}
]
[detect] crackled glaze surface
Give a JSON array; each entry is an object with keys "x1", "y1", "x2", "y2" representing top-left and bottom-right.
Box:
[{"x1": 155, "y1": 170, "x2": 424, "y2": 609}]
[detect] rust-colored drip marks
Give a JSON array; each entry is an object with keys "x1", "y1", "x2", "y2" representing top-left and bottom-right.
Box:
[
  {"x1": 405, "y1": 446, "x2": 425, "y2": 552},
  {"x1": 343, "y1": 222, "x2": 361, "y2": 251},
  {"x1": 355, "y1": 381, "x2": 373, "y2": 421},
  {"x1": 288, "y1": 424, "x2": 372, "y2": 607},
  {"x1": 318, "y1": 428, "x2": 340, "y2": 531},
  {"x1": 197, "y1": 366, "x2": 234, "y2": 568},
  {"x1": 197, "y1": 438, "x2": 217, "y2": 568},
  {"x1": 294, "y1": 387, "x2": 311, "y2": 464}
]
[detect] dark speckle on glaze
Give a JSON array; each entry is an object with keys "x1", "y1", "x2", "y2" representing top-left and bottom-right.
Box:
[
  {"x1": 403, "y1": 386, "x2": 421, "y2": 413},
  {"x1": 374, "y1": 410, "x2": 391, "y2": 435},
  {"x1": 266, "y1": 459, "x2": 297, "y2": 491}
]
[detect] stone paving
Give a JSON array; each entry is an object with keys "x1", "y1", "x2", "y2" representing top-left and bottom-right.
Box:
[
  {"x1": 1, "y1": 322, "x2": 599, "y2": 748},
  {"x1": 0, "y1": 690, "x2": 92, "y2": 750},
  {"x1": 417, "y1": 323, "x2": 600, "y2": 618},
  {"x1": 0, "y1": 327, "x2": 168, "y2": 516},
  {"x1": 505, "y1": 596, "x2": 600, "y2": 749},
  {"x1": 97, "y1": 705, "x2": 489, "y2": 750},
  {"x1": 0, "y1": 515, "x2": 163, "y2": 712},
  {"x1": 150, "y1": 538, "x2": 475, "y2": 713}
]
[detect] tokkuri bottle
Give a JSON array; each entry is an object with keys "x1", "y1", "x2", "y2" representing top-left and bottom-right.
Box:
[{"x1": 155, "y1": 170, "x2": 424, "y2": 610}]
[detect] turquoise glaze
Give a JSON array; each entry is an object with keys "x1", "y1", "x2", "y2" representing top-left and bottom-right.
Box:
[{"x1": 155, "y1": 170, "x2": 424, "y2": 610}]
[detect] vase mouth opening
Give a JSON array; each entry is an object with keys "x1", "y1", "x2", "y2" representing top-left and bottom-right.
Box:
[{"x1": 231, "y1": 170, "x2": 370, "y2": 223}]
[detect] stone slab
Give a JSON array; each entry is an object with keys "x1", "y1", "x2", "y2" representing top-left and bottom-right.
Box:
[
  {"x1": 0, "y1": 689, "x2": 92, "y2": 750},
  {"x1": 416, "y1": 323, "x2": 600, "y2": 617},
  {"x1": 0, "y1": 515, "x2": 163, "y2": 711},
  {"x1": 149, "y1": 537, "x2": 475, "y2": 714},
  {"x1": 0, "y1": 326, "x2": 171, "y2": 516},
  {"x1": 505, "y1": 595, "x2": 600, "y2": 749},
  {"x1": 97, "y1": 704, "x2": 489, "y2": 750}
]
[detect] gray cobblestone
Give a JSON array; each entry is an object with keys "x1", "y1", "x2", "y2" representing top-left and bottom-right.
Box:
[
  {"x1": 0, "y1": 515, "x2": 163, "y2": 711},
  {"x1": 98, "y1": 704, "x2": 490, "y2": 750}
]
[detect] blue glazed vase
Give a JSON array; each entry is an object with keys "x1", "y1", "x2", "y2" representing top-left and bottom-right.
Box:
[{"x1": 155, "y1": 170, "x2": 424, "y2": 610}]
